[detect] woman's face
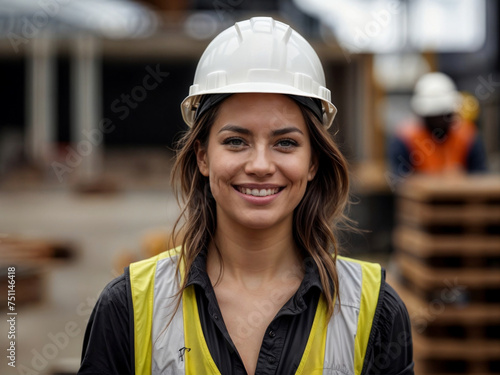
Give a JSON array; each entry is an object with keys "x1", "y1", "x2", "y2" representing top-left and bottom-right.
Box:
[{"x1": 196, "y1": 93, "x2": 317, "y2": 231}]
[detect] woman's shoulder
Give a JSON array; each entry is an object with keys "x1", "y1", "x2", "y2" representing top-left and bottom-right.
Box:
[
  {"x1": 336, "y1": 256, "x2": 383, "y2": 289},
  {"x1": 79, "y1": 272, "x2": 134, "y2": 375},
  {"x1": 127, "y1": 248, "x2": 184, "y2": 300},
  {"x1": 129, "y1": 247, "x2": 181, "y2": 271},
  {"x1": 96, "y1": 272, "x2": 130, "y2": 308},
  {"x1": 380, "y1": 282, "x2": 409, "y2": 316},
  {"x1": 336, "y1": 256, "x2": 408, "y2": 312},
  {"x1": 97, "y1": 246, "x2": 183, "y2": 305},
  {"x1": 337, "y1": 255, "x2": 382, "y2": 270}
]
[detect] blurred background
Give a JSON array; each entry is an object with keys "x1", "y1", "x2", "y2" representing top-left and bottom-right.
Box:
[{"x1": 0, "y1": 0, "x2": 499, "y2": 374}]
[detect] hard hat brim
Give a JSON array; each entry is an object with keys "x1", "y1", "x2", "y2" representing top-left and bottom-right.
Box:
[{"x1": 181, "y1": 83, "x2": 337, "y2": 129}]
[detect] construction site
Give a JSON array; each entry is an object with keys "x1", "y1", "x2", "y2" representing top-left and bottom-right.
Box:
[{"x1": 0, "y1": 1, "x2": 499, "y2": 374}]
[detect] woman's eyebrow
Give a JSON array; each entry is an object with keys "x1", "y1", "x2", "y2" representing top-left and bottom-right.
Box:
[
  {"x1": 272, "y1": 127, "x2": 304, "y2": 136},
  {"x1": 217, "y1": 125, "x2": 251, "y2": 135},
  {"x1": 217, "y1": 125, "x2": 304, "y2": 136}
]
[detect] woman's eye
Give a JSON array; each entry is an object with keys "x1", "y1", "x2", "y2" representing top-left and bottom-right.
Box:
[
  {"x1": 222, "y1": 137, "x2": 245, "y2": 147},
  {"x1": 276, "y1": 139, "x2": 298, "y2": 149}
]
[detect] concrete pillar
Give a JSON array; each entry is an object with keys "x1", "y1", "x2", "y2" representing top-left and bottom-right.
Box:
[
  {"x1": 71, "y1": 34, "x2": 102, "y2": 184},
  {"x1": 26, "y1": 34, "x2": 56, "y2": 171}
]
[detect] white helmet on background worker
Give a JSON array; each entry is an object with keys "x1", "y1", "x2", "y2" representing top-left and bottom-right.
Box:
[
  {"x1": 411, "y1": 72, "x2": 462, "y2": 117},
  {"x1": 181, "y1": 17, "x2": 337, "y2": 128}
]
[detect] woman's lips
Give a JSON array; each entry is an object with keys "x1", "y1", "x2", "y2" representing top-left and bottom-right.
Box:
[
  {"x1": 235, "y1": 186, "x2": 281, "y2": 197},
  {"x1": 233, "y1": 185, "x2": 284, "y2": 204}
]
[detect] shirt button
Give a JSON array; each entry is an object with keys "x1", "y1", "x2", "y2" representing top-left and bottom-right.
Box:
[
  {"x1": 268, "y1": 356, "x2": 276, "y2": 364},
  {"x1": 268, "y1": 330, "x2": 276, "y2": 338},
  {"x1": 213, "y1": 314, "x2": 219, "y2": 320}
]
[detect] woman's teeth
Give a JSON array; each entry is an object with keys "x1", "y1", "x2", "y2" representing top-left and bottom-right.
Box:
[{"x1": 238, "y1": 187, "x2": 280, "y2": 197}]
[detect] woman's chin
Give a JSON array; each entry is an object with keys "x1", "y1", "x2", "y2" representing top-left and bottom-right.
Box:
[{"x1": 227, "y1": 213, "x2": 292, "y2": 232}]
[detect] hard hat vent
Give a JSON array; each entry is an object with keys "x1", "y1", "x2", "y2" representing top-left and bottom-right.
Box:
[
  {"x1": 294, "y1": 73, "x2": 313, "y2": 93},
  {"x1": 250, "y1": 17, "x2": 274, "y2": 33},
  {"x1": 206, "y1": 71, "x2": 227, "y2": 90}
]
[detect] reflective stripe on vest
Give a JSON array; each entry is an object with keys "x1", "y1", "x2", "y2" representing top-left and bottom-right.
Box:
[{"x1": 129, "y1": 250, "x2": 381, "y2": 375}]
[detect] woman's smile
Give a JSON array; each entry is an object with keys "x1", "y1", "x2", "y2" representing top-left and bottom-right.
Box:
[
  {"x1": 234, "y1": 185, "x2": 282, "y2": 197},
  {"x1": 232, "y1": 184, "x2": 285, "y2": 206}
]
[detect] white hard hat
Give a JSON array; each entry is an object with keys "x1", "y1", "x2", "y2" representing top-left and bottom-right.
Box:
[
  {"x1": 411, "y1": 72, "x2": 461, "y2": 117},
  {"x1": 181, "y1": 17, "x2": 337, "y2": 128}
]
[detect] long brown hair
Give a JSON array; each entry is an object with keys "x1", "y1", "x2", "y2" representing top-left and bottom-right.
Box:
[{"x1": 170, "y1": 96, "x2": 350, "y2": 318}]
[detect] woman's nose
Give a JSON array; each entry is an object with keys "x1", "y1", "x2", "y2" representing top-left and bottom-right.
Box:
[{"x1": 244, "y1": 146, "x2": 276, "y2": 177}]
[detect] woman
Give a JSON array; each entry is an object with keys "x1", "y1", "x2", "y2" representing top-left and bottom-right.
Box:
[{"x1": 79, "y1": 17, "x2": 413, "y2": 375}]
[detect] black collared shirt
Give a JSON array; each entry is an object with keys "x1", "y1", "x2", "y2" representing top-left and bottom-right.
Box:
[
  {"x1": 186, "y1": 250, "x2": 323, "y2": 374},
  {"x1": 78, "y1": 253, "x2": 414, "y2": 375}
]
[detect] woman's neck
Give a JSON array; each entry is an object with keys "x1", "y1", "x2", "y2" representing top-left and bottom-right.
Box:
[{"x1": 206, "y1": 216, "x2": 304, "y2": 288}]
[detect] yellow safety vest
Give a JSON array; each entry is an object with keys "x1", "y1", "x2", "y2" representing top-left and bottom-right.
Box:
[{"x1": 129, "y1": 248, "x2": 381, "y2": 375}]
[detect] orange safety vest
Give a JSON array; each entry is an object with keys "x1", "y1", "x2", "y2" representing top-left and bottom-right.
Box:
[{"x1": 398, "y1": 119, "x2": 477, "y2": 173}]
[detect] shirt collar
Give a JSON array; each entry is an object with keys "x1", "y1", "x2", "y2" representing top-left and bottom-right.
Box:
[
  {"x1": 185, "y1": 248, "x2": 212, "y2": 290},
  {"x1": 186, "y1": 248, "x2": 324, "y2": 315}
]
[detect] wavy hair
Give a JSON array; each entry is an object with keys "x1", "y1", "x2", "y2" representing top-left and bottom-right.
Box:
[{"x1": 169, "y1": 97, "x2": 351, "y2": 318}]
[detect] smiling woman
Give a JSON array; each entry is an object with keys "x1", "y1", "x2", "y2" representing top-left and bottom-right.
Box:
[
  {"x1": 78, "y1": 17, "x2": 414, "y2": 375},
  {"x1": 195, "y1": 94, "x2": 316, "y2": 232}
]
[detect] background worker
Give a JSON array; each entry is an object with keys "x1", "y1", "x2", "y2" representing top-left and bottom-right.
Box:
[{"x1": 389, "y1": 72, "x2": 488, "y2": 179}]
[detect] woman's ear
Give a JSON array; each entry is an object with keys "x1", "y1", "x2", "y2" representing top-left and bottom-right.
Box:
[
  {"x1": 195, "y1": 140, "x2": 209, "y2": 177},
  {"x1": 308, "y1": 153, "x2": 318, "y2": 181}
]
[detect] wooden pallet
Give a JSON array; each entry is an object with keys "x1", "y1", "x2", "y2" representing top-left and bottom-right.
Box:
[
  {"x1": 399, "y1": 276, "x2": 500, "y2": 306},
  {"x1": 0, "y1": 267, "x2": 45, "y2": 308},
  {"x1": 396, "y1": 252, "x2": 500, "y2": 289},
  {"x1": 390, "y1": 278, "x2": 500, "y2": 375},
  {"x1": 394, "y1": 226, "x2": 500, "y2": 271},
  {"x1": 415, "y1": 357, "x2": 500, "y2": 375},
  {"x1": 0, "y1": 236, "x2": 75, "y2": 266},
  {"x1": 393, "y1": 227, "x2": 500, "y2": 256},
  {"x1": 414, "y1": 334, "x2": 500, "y2": 360},
  {"x1": 397, "y1": 175, "x2": 500, "y2": 202},
  {"x1": 398, "y1": 220, "x2": 500, "y2": 235},
  {"x1": 390, "y1": 277, "x2": 500, "y2": 326},
  {"x1": 398, "y1": 198, "x2": 500, "y2": 225},
  {"x1": 396, "y1": 175, "x2": 500, "y2": 235}
]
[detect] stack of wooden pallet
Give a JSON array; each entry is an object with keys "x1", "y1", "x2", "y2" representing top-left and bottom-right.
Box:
[
  {"x1": 392, "y1": 175, "x2": 500, "y2": 375},
  {"x1": 0, "y1": 236, "x2": 75, "y2": 308}
]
